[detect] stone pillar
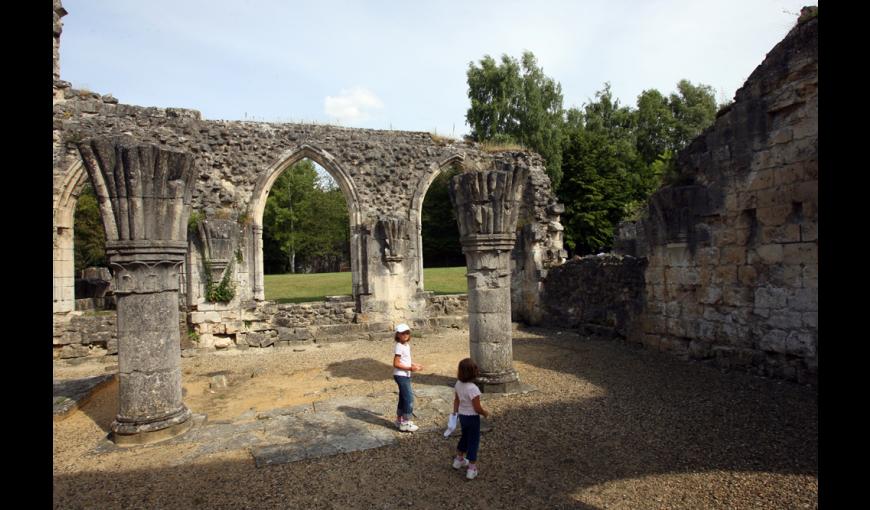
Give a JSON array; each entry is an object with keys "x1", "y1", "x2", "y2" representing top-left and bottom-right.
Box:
[
  {"x1": 252, "y1": 224, "x2": 265, "y2": 300},
  {"x1": 78, "y1": 137, "x2": 197, "y2": 445},
  {"x1": 449, "y1": 164, "x2": 529, "y2": 392}
]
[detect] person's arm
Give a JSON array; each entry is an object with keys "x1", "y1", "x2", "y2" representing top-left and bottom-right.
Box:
[
  {"x1": 393, "y1": 354, "x2": 420, "y2": 371},
  {"x1": 453, "y1": 391, "x2": 460, "y2": 414},
  {"x1": 471, "y1": 396, "x2": 489, "y2": 418}
]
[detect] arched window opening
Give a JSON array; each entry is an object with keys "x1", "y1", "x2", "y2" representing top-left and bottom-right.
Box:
[
  {"x1": 262, "y1": 158, "x2": 351, "y2": 303},
  {"x1": 420, "y1": 165, "x2": 465, "y2": 294},
  {"x1": 72, "y1": 183, "x2": 113, "y2": 310}
]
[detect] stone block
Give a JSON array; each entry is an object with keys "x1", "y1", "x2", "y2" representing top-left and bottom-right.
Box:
[
  {"x1": 60, "y1": 344, "x2": 90, "y2": 359},
  {"x1": 799, "y1": 222, "x2": 818, "y2": 242},
  {"x1": 773, "y1": 163, "x2": 807, "y2": 186},
  {"x1": 755, "y1": 205, "x2": 791, "y2": 227},
  {"x1": 696, "y1": 247, "x2": 720, "y2": 267},
  {"x1": 722, "y1": 285, "x2": 752, "y2": 307},
  {"x1": 756, "y1": 188, "x2": 789, "y2": 208},
  {"x1": 801, "y1": 264, "x2": 818, "y2": 289},
  {"x1": 720, "y1": 247, "x2": 746, "y2": 265},
  {"x1": 759, "y1": 224, "x2": 801, "y2": 244},
  {"x1": 190, "y1": 311, "x2": 221, "y2": 324},
  {"x1": 770, "y1": 127, "x2": 793, "y2": 145},
  {"x1": 749, "y1": 244, "x2": 783, "y2": 264},
  {"x1": 198, "y1": 333, "x2": 217, "y2": 348},
  {"x1": 747, "y1": 169, "x2": 774, "y2": 191},
  {"x1": 765, "y1": 264, "x2": 802, "y2": 288},
  {"x1": 697, "y1": 321, "x2": 719, "y2": 341},
  {"x1": 766, "y1": 310, "x2": 802, "y2": 330},
  {"x1": 787, "y1": 288, "x2": 818, "y2": 312},
  {"x1": 783, "y1": 243, "x2": 817, "y2": 265},
  {"x1": 246, "y1": 321, "x2": 272, "y2": 332},
  {"x1": 699, "y1": 286, "x2": 723, "y2": 305},
  {"x1": 758, "y1": 329, "x2": 787, "y2": 353},
  {"x1": 793, "y1": 181, "x2": 818, "y2": 203},
  {"x1": 754, "y1": 287, "x2": 789, "y2": 309},
  {"x1": 712, "y1": 265, "x2": 738, "y2": 285},
  {"x1": 224, "y1": 321, "x2": 243, "y2": 334},
  {"x1": 785, "y1": 331, "x2": 816, "y2": 357},
  {"x1": 213, "y1": 336, "x2": 233, "y2": 349},
  {"x1": 802, "y1": 312, "x2": 818, "y2": 328},
  {"x1": 737, "y1": 265, "x2": 758, "y2": 286}
]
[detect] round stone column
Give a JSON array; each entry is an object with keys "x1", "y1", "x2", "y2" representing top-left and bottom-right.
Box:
[
  {"x1": 78, "y1": 137, "x2": 197, "y2": 444},
  {"x1": 449, "y1": 164, "x2": 529, "y2": 393},
  {"x1": 108, "y1": 241, "x2": 192, "y2": 443}
]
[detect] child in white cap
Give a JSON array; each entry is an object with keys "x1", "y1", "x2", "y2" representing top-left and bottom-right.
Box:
[{"x1": 392, "y1": 323, "x2": 422, "y2": 432}]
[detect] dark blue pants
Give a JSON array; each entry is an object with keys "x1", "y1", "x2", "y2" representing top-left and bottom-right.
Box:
[
  {"x1": 394, "y1": 375, "x2": 414, "y2": 420},
  {"x1": 457, "y1": 414, "x2": 481, "y2": 461}
]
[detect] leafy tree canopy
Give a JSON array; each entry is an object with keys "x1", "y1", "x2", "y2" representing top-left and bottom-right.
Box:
[{"x1": 466, "y1": 51, "x2": 565, "y2": 189}]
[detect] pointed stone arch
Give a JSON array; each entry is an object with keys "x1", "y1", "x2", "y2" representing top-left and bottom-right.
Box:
[
  {"x1": 409, "y1": 153, "x2": 466, "y2": 292},
  {"x1": 53, "y1": 159, "x2": 90, "y2": 313},
  {"x1": 248, "y1": 144, "x2": 363, "y2": 302}
]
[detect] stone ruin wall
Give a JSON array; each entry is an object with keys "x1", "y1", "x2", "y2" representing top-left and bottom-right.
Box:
[
  {"x1": 542, "y1": 15, "x2": 817, "y2": 384},
  {"x1": 54, "y1": 294, "x2": 468, "y2": 359},
  {"x1": 540, "y1": 254, "x2": 647, "y2": 341},
  {"x1": 52, "y1": 1, "x2": 560, "y2": 358}
]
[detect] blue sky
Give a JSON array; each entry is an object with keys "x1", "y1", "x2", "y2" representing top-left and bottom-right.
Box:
[{"x1": 59, "y1": 0, "x2": 810, "y2": 137}]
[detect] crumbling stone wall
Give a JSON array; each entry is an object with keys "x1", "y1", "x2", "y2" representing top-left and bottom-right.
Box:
[
  {"x1": 52, "y1": 88, "x2": 563, "y2": 324},
  {"x1": 611, "y1": 15, "x2": 818, "y2": 383},
  {"x1": 540, "y1": 254, "x2": 647, "y2": 341},
  {"x1": 55, "y1": 293, "x2": 469, "y2": 359},
  {"x1": 52, "y1": 0, "x2": 564, "y2": 332}
]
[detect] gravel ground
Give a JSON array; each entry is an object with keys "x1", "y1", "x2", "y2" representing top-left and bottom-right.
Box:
[{"x1": 53, "y1": 326, "x2": 818, "y2": 509}]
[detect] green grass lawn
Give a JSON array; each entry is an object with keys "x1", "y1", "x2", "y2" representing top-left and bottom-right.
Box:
[{"x1": 264, "y1": 266, "x2": 467, "y2": 303}]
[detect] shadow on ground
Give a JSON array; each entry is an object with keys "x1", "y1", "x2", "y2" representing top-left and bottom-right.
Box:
[{"x1": 326, "y1": 357, "x2": 455, "y2": 387}]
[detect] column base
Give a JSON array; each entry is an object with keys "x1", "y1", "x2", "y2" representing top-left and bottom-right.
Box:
[
  {"x1": 476, "y1": 371, "x2": 521, "y2": 393},
  {"x1": 110, "y1": 406, "x2": 193, "y2": 446}
]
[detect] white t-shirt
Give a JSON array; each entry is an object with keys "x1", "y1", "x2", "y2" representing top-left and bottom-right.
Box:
[
  {"x1": 455, "y1": 381, "x2": 482, "y2": 416},
  {"x1": 393, "y1": 342, "x2": 411, "y2": 377}
]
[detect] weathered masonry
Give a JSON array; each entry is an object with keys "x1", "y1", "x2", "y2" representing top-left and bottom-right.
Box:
[
  {"x1": 52, "y1": 1, "x2": 566, "y2": 351},
  {"x1": 541, "y1": 13, "x2": 819, "y2": 384}
]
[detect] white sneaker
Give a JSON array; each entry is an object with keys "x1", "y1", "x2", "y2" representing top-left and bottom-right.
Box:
[
  {"x1": 452, "y1": 457, "x2": 469, "y2": 469},
  {"x1": 399, "y1": 421, "x2": 419, "y2": 432},
  {"x1": 466, "y1": 466, "x2": 478, "y2": 480}
]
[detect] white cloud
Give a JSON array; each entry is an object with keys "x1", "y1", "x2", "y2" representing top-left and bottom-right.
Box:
[{"x1": 324, "y1": 87, "x2": 384, "y2": 124}]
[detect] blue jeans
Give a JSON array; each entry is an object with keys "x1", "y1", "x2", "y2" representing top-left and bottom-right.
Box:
[
  {"x1": 457, "y1": 414, "x2": 481, "y2": 461},
  {"x1": 394, "y1": 375, "x2": 414, "y2": 420}
]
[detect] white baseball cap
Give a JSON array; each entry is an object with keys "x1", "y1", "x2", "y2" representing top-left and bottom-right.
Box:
[{"x1": 395, "y1": 323, "x2": 410, "y2": 333}]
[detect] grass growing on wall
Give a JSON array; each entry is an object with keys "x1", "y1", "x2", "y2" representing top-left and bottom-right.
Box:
[{"x1": 264, "y1": 266, "x2": 467, "y2": 303}]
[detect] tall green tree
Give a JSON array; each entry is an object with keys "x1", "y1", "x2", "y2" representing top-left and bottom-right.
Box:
[
  {"x1": 74, "y1": 183, "x2": 107, "y2": 274},
  {"x1": 668, "y1": 79, "x2": 718, "y2": 150},
  {"x1": 466, "y1": 51, "x2": 565, "y2": 189},
  {"x1": 635, "y1": 88, "x2": 675, "y2": 166},
  {"x1": 559, "y1": 84, "x2": 647, "y2": 255}
]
